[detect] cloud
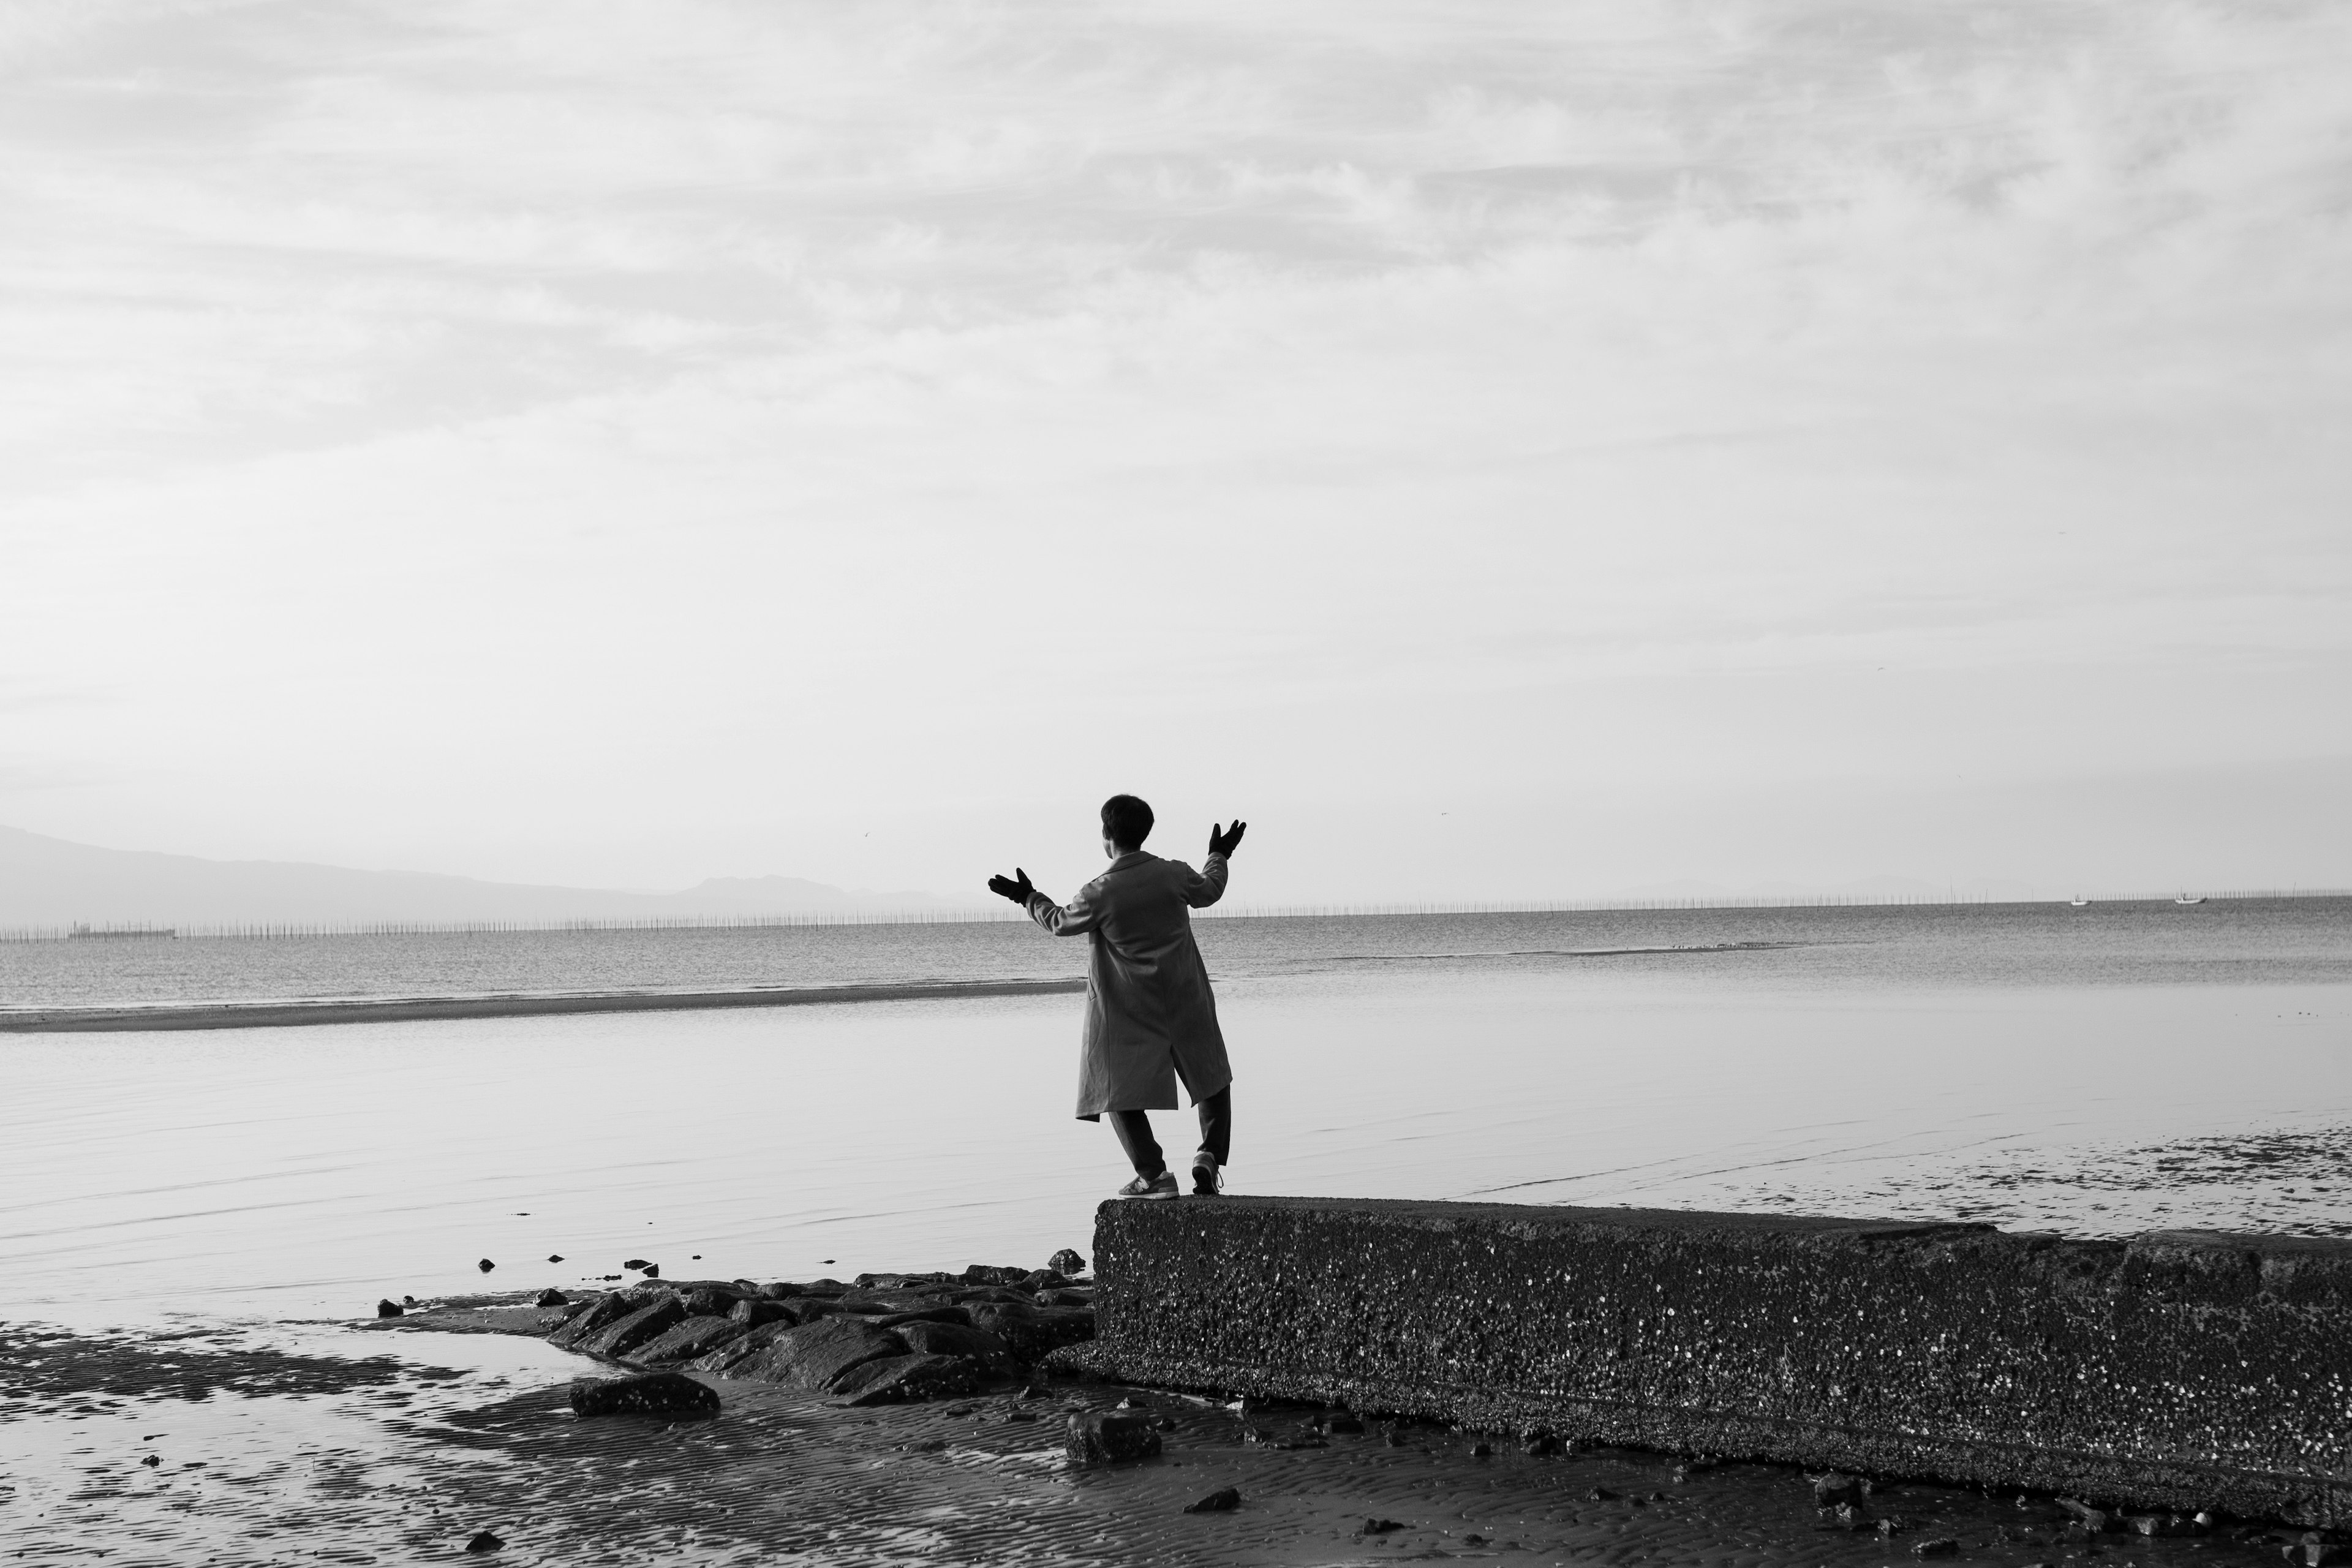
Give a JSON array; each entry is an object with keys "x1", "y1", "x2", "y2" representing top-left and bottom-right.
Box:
[{"x1": 0, "y1": 1, "x2": 2345, "y2": 892}]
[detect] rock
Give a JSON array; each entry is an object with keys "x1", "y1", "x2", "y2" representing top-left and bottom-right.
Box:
[
  {"x1": 1813, "y1": 1474, "x2": 1869, "y2": 1509},
  {"x1": 1185, "y1": 1486, "x2": 1242, "y2": 1514},
  {"x1": 1589, "y1": 1488, "x2": 1619, "y2": 1502},
  {"x1": 829, "y1": 1353, "x2": 985, "y2": 1406},
  {"x1": 691, "y1": 1320, "x2": 796, "y2": 1376},
  {"x1": 535, "y1": 1289, "x2": 568, "y2": 1308},
  {"x1": 965, "y1": 1302, "x2": 1093, "y2": 1362},
  {"x1": 575, "y1": 1297, "x2": 690, "y2": 1359},
  {"x1": 1035, "y1": 1288, "x2": 1093, "y2": 1308},
  {"x1": 1066, "y1": 1411, "x2": 1162, "y2": 1466},
  {"x1": 548, "y1": 1292, "x2": 630, "y2": 1348},
  {"x1": 464, "y1": 1530, "x2": 504, "y2": 1553},
  {"x1": 2128, "y1": 1515, "x2": 2198, "y2": 1539},
  {"x1": 728, "y1": 1298, "x2": 796, "y2": 1329},
  {"x1": 960, "y1": 1264, "x2": 1031, "y2": 1287},
  {"x1": 871, "y1": 1306, "x2": 971, "y2": 1330},
  {"x1": 895, "y1": 1320, "x2": 1018, "y2": 1374},
  {"x1": 726, "y1": 1317, "x2": 905, "y2": 1392},
  {"x1": 1049, "y1": 1248, "x2": 1086, "y2": 1276},
  {"x1": 641, "y1": 1263, "x2": 659, "y2": 1278},
  {"x1": 403, "y1": 1295, "x2": 418, "y2": 1306},
  {"x1": 1362, "y1": 1518, "x2": 1406, "y2": 1535},
  {"x1": 624, "y1": 1258, "x2": 651, "y2": 1270},
  {"x1": 628, "y1": 1315, "x2": 747, "y2": 1367},
  {"x1": 376, "y1": 1299, "x2": 404, "y2": 1318},
  {"x1": 1325, "y1": 1414, "x2": 1366, "y2": 1435},
  {"x1": 477, "y1": 1259, "x2": 495, "y2": 1273},
  {"x1": 140, "y1": 1453, "x2": 160, "y2": 1468},
  {"x1": 1522, "y1": 1433, "x2": 1562, "y2": 1455},
  {"x1": 1913, "y1": 1540, "x2": 1961, "y2": 1558},
  {"x1": 2060, "y1": 1500, "x2": 2113, "y2": 1535},
  {"x1": 1468, "y1": 1439, "x2": 1493, "y2": 1458},
  {"x1": 547, "y1": 1254, "x2": 564, "y2": 1263},
  {"x1": 569, "y1": 1371, "x2": 721, "y2": 1419}
]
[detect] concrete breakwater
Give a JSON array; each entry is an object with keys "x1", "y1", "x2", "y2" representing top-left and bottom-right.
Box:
[{"x1": 1054, "y1": 1197, "x2": 2352, "y2": 1526}]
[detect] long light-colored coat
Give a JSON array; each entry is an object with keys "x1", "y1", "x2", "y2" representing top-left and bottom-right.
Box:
[{"x1": 1023, "y1": 850, "x2": 1232, "y2": 1118}]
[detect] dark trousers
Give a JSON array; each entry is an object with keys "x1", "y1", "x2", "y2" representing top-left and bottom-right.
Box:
[{"x1": 1109, "y1": 1087, "x2": 1232, "y2": 1176}]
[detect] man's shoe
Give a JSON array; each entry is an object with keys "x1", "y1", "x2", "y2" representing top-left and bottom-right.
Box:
[
  {"x1": 1117, "y1": 1170, "x2": 1179, "y2": 1199},
  {"x1": 1191, "y1": 1154, "x2": 1224, "y2": 1197}
]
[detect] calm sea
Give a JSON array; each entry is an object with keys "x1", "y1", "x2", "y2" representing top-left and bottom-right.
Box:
[{"x1": 3, "y1": 899, "x2": 2347, "y2": 1327}]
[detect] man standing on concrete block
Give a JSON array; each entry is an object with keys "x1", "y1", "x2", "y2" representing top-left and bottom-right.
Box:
[{"x1": 988, "y1": 795, "x2": 1245, "y2": 1199}]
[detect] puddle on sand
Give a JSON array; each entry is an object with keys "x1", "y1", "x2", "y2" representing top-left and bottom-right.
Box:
[{"x1": 0, "y1": 1321, "x2": 2320, "y2": 1566}]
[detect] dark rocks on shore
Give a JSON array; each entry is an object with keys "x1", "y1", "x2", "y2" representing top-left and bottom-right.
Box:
[
  {"x1": 1362, "y1": 1518, "x2": 1406, "y2": 1536},
  {"x1": 965, "y1": 1302, "x2": 1095, "y2": 1362},
  {"x1": 832, "y1": 1353, "x2": 985, "y2": 1407},
  {"x1": 1050, "y1": 1248, "x2": 1085, "y2": 1276},
  {"x1": 575, "y1": 1297, "x2": 690, "y2": 1359},
  {"x1": 547, "y1": 1254, "x2": 563, "y2": 1263},
  {"x1": 1066, "y1": 1411, "x2": 1162, "y2": 1466},
  {"x1": 477, "y1": 1259, "x2": 495, "y2": 1273},
  {"x1": 623, "y1": 1258, "x2": 650, "y2": 1270},
  {"x1": 464, "y1": 1529, "x2": 505, "y2": 1553},
  {"x1": 728, "y1": 1297, "x2": 796, "y2": 1329},
  {"x1": 1185, "y1": 1485, "x2": 1242, "y2": 1514},
  {"x1": 570, "y1": 1371, "x2": 720, "y2": 1419},
  {"x1": 728, "y1": 1317, "x2": 903, "y2": 1392},
  {"x1": 535, "y1": 1289, "x2": 567, "y2": 1308},
  {"x1": 537, "y1": 1263, "x2": 1095, "y2": 1410},
  {"x1": 376, "y1": 1299, "x2": 403, "y2": 1318},
  {"x1": 1814, "y1": 1473, "x2": 1871, "y2": 1509},
  {"x1": 629, "y1": 1315, "x2": 748, "y2": 1368},
  {"x1": 895, "y1": 1319, "x2": 1018, "y2": 1374}
]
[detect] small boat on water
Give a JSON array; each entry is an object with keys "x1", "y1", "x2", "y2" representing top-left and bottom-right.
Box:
[
  {"x1": 2174, "y1": 895, "x2": 2206, "y2": 906},
  {"x1": 2068, "y1": 897, "x2": 2090, "y2": 908}
]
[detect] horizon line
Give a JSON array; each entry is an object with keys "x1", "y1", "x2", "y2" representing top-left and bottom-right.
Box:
[{"x1": 4, "y1": 887, "x2": 2343, "y2": 943}]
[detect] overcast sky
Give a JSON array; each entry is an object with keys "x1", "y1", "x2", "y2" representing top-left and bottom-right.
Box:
[{"x1": 2, "y1": 1, "x2": 2346, "y2": 905}]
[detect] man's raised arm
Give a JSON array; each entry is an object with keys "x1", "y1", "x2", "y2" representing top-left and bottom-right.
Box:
[{"x1": 989, "y1": 867, "x2": 1099, "y2": 935}]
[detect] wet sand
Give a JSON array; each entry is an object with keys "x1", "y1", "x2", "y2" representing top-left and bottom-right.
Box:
[{"x1": 1, "y1": 1300, "x2": 2320, "y2": 1567}]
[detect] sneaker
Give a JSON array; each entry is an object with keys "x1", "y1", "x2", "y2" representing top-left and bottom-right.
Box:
[
  {"x1": 1191, "y1": 1153, "x2": 1224, "y2": 1196},
  {"x1": 1117, "y1": 1170, "x2": 1179, "y2": 1199}
]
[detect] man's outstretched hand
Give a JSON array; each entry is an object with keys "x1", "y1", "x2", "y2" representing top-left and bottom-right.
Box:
[
  {"x1": 987, "y1": 868, "x2": 1035, "y2": 905},
  {"x1": 1208, "y1": 820, "x2": 1247, "y2": 858}
]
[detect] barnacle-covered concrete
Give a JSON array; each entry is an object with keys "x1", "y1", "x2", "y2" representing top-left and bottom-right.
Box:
[{"x1": 1054, "y1": 1197, "x2": 2352, "y2": 1525}]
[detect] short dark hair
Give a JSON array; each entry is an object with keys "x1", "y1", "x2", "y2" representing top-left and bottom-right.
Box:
[{"x1": 1101, "y1": 794, "x2": 1154, "y2": 850}]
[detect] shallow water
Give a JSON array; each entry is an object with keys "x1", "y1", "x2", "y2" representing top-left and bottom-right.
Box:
[
  {"x1": 4, "y1": 959, "x2": 2346, "y2": 1329},
  {"x1": 4, "y1": 903, "x2": 2346, "y2": 1564}
]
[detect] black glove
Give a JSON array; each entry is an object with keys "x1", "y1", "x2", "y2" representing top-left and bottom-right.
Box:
[
  {"x1": 987, "y1": 868, "x2": 1035, "y2": 905},
  {"x1": 1208, "y1": 820, "x2": 1246, "y2": 858}
]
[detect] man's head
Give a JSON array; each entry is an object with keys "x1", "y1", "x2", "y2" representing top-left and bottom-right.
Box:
[{"x1": 1100, "y1": 794, "x2": 1154, "y2": 854}]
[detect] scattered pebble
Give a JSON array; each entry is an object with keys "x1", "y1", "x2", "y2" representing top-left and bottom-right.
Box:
[
  {"x1": 1183, "y1": 1485, "x2": 1242, "y2": 1514},
  {"x1": 1362, "y1": 1517, "x2": 1406, "y2": 1535}
]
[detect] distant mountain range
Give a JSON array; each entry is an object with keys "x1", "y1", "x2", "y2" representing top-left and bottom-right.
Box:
[{"x1": 0, "y1": 824, "x2": 967, "y2": 929}]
